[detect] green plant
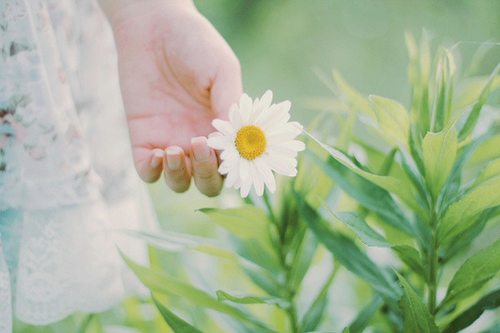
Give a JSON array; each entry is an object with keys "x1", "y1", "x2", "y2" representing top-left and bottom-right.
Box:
[
  {"x1": 124, "y1": 35, "x2": 500, "y2": 332},
  {"x1": 123, "y1": 162, "x2": 336, "y2": 332},
  {"x1": 305, "y1": 33, "x2": 500, "y2": 332}
]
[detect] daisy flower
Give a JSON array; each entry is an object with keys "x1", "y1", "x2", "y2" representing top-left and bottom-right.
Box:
[{"x1": 207, "y1": 90, "x2": 305, "y2": 197}]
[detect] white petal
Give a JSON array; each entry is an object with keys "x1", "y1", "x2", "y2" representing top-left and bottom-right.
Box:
[
  {"x1": 254, "y1": 157, "x2": 276, "y2": 193},
  {"x1": 260, "y1": 90, "x2": 273, "y2": 110},
  {"x1": 220, "y1": 147, "x2": 238, "y2": 161},
  {"x1": 239, "y1": 158, "x2": 251, "y2": 182},
  {"x1": 218, "y1": 160, "x2": 232, "y2": 175},
  {"x1": 239, "y1": 94, "x2": 253, "y2": 125},
  {"x1": 268, "y1": 140, "x2": 305, "y2": 154},
  {"x1": 266, "y1": 122, "x2": 303, "y2": 140},
  {"x1": 266, "y1": 144, "x2": 298, "y2": 157},
  {"x1": 207, "y1": 134, "x2": 232, "y2": 150},
  {"x1": 225, "y1": 168, "x2": 238, "y2": 187},
  {"x1": 250, "y1": 162, "x2": 264, "y2": 196},
  {"x1": 229, "y1": 104, "x2": 242, "y2": 128},
  {"x1": 265, "y1": 154, "x2": 297, "y2": 177},
  {"x1": 240, "y1": 178, "x2": 252, "y2": 197},
  {"x1": 257, "y1": 101, "x2": 291, "y2": 130},
  {"x1": 212, "y1": 119, "x2": 234, "y2": 135}
]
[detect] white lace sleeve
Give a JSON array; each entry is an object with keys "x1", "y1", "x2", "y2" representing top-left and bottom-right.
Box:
[{"x1": 0, "y1": 0, "x2": 156, "y2": 330}]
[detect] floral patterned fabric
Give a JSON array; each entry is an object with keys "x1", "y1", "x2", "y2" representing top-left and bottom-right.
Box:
[{"x1": 0, "y1": 0, "x2": 155, "y2": 331}]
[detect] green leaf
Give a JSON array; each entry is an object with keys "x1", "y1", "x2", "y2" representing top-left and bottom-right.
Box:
[
  {"x1": 153, "y1": 297, "x2": 203, "y2": 333},
  {"x1": 397, "y1": 273, "x2": 438, "y2": 333},
  {"x1": 305, "y1": 132, "x2": 424, "y2": 218},
  {"x1": 199, "y1": 206, "x2": 270, "y2": 239},
  {"x1": 422, "y1": 127, "x2": 458, "y2": 199},
  {"x1": 459, "y1": 62, "x2": 500, "y2": 140},
  {"x1": 474, "y1": 158, "x2": 500, "y2": 185},
  {"x1": 369, "y1": 95, "x2": 410, "y2": 148},
  {"x1": 392, "y1": 245, "x2": 426, "y2": 280},
  {"x1": 122, "y1": 229, "x2": 281, "y2": 293},
  {"x1": 454, "y1": 76, "x2": 500, "y2": 110},
  {"x1": 432, "y1": 48, "x2": 456, "y2": 132},
  {"x1": 308, "y1": 150, "x2": 414, "y2": 235},
  {"x1": 469, "y1": 133, "x2": 500, "y2": 166},
  {"x1": 342, "y1": 328, "x2": 351, "y2": 333},
  {"x1": 289, "y1": 230, "x2": 319, "y2": 289},
  {"x1": 332, "y1": 70, "x2": 374, "y2": 118},
  {"x1": 438, "y1": 175, "x2": 500, "y2": 244},
  {"x1": 441, "y1": 239, "x2": 500, "y2": 307},
  {"x1": 443, "y1": 289, "x2": 500, "y2": 333},
  {"x1": 301, "y1": 270, "x2": 336, "y2": 332},
  {"x1": 298, "y1": 199, "x2": 401, "y2": 301},
  {"x1": 200, "y1": 206, "x2": 280, "y2": 272},
  {"x1": 242, "y1": 266, "x2": 283, "y2": 298},
  {"x1": 348, "y1": 295, "x2": 384, "y2": 333},
  {"x1": 331, "y1": 211, "x2": 425, "y2": 279},
  {"x1": 216, "y1": 290, "x2": 290, "y2": 309},
  {"x1": 122, "y1": 254, "x2": 274, "y2": 332},
  {"x1": 443, "y1": 207, "x2": 498, "y2": 262},
  {"x1": 332, "y1": 211, "x2": 390, "y2": 247}
]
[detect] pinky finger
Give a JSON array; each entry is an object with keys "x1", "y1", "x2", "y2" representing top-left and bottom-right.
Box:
[{"x1": 133, "y1": 147, "x2": 164, "y2": 183}]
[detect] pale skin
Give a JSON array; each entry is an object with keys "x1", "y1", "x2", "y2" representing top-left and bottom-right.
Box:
[{"x1": 99, "y1": 0, "x2": 242, "y2": 196}]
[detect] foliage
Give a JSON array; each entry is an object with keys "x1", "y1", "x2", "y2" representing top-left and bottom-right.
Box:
[
  {"x1": 117, "y1": 35, "x2": 500, "y2": 332},
  {"x1": 303, "y1": 33, "x2": 500, "y2": 332}
]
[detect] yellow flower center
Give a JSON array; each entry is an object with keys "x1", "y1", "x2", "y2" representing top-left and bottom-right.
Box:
[{"x1": 235, "y1": 125, "x2": 267, "y2": 160}]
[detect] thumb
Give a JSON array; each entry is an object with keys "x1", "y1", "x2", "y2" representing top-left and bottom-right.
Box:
[{"x1": 210, "y1": 56, "x2": 243, "y2": 120}]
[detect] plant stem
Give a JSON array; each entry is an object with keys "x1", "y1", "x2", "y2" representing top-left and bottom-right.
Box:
[
  {"x1": 427, "y1": 209, "x2": 439, "y2": 315},
  {"x1": 287, "y1": 303, "x2": 299, "y2": 333},
  {"x1": 428, "y1": 236, "x2": 438, "y2": 314},
  {"x1": 263, "y1": 190, "x2": 277, "y2": 224}
]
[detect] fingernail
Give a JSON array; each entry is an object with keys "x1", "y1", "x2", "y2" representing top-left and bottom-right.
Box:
[
  {"x1": 150, "y1": 149, "x2": 164, "y2": 168},
  {"x1": 192, "y1": 137, "x2": 210, "y2": 161},
  {"x1": 166, "y1": 146, "x2": 182, "y2": 170}
]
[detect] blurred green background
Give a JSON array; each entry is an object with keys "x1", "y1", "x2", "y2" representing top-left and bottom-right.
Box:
[
  {"x1": 155, "y1": 0, "x2": 500, "y2": 230},
  {"x1": 197, "y1": 0, "x2": 500, "y2": 115}
]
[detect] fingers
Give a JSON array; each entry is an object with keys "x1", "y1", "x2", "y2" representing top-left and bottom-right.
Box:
[
  {"x1": 210, "y1": 55, "x2": 243, "y2": 119},
  {"x1": 164, "y1": 146, "x2": 191, "y2": 193},
  {"x1": 133, "y1": 147, "x2": 164, "y2": 183},
  {"x1": 190, "y1": 136, "x2": 223, "y2": 197}
]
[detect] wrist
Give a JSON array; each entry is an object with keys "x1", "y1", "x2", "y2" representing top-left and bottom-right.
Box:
[{"x1": 99, "y1": 0, "x2": 195, "y2": 30}]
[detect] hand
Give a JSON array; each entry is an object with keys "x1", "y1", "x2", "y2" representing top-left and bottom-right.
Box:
[{"x1": 110, "y1": 0, "x2": 242, "y2": 196}]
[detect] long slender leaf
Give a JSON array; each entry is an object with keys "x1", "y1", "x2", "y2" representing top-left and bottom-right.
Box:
[
  {"x1": 298, "y1": 198, "x2": 401, "y2": 302},
  {"x1": 332, "y1": 211, "x2": 390, "y2": 247},
  {"x1": 216, "y1": 290, "x2": 290, "y2": 309},
  {"x1": 122, "y1": 254, "x2": 275, "y2": 332},
  {"x1": 443, "y1": 289, "x2": 500, "y2": 333},
  {"x1": 348, "y1": 295, "x2": 384, "y2": 333},
  {"x1": 331, "y1": 210, "x2": 425, "y2": 280},
  {"x1": 308, "y1": 151, "x2": 414, "y2": 235},
  {"x1": 301, "y1": 269, "x2": 337, "y2": 332},
  {"x1": 458, "y1": 62, "x2": 500, "y2": 140},
  {"x1": 397, "y1": 273, "x2": 438, "y2": 333},
  {"x1": 438, "y1": 176, "x2": 500, "y2": 244},
  {"x1": 441, "y1": 239, "x2": 500, "y2": 307},
  {"x1": 153, "y1": 297, "x2": 203, "y2": 333},
  {"x1": 306, "y1": 131, "x2": 424, "y2": 217},
  {"x1": 200, "y1": 206, "x2": 280, "y2": 272}
]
